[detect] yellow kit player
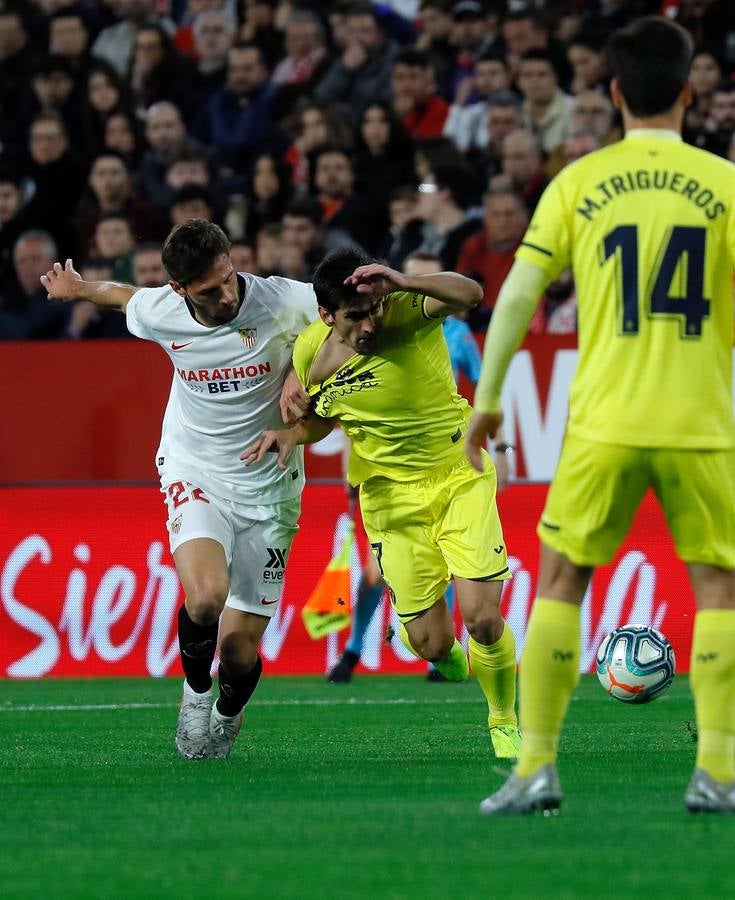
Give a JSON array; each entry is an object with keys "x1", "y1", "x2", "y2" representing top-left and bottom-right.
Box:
[
  {"x1": 244, "y1": 248, "x2": 520, "y2": 760},
  {"x1": 467, "y1": 16, "x2": 735, "y2": 814}
]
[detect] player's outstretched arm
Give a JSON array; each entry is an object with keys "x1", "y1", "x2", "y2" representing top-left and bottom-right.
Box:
[
  {"x1": 40, "y1": 259, "x2": 137, "y2": 312},
  {"x1": 466, "y1": 259, "x2": 549, "y2": 472},
  {"x1": 241, "y1": 414, "x2": 336, "y2": 470}
]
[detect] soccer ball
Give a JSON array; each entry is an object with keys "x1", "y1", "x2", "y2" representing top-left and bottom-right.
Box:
[{"x1": 595, "y1": 625, "x2": 675, "y2": 703}]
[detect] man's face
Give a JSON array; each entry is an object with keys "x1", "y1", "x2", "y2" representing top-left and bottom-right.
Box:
[
  {"x1": 171, "y1": 198, "x2": 213, "y2": 226},
  {"x1": 502, "y1": 133, "x2": 539, "y2": 185},
  {"x1": 502, "y1": 18, "x2": 536, "y2": 58},
  {"x1": 230, "y1": 243, "x2": 255, "y2": 272},
  {"x1": 487, "y1": 105, "x2": 521, "y2": 148},
  {"x1": 0, "y1": 182, "x2": 21, "y2": 222},
  {"x1": 145, "y1": 104, "x2": 185, "y2": 153},
  {"x1": 346, "y1": 13, "x2": 382, "y2": 53},
  {"x1": 30, "y1": 120, "x2": 68, "y2": 164},
  {"x1": 90, "y1": 157, "x2": 129, "y2": 203},
  {"x1": 282, "y1": 215, "x2": 319, "y2": 253},
  {"x1": 564, "y1": 133, "x2": 599, "y2": 164},
  {"x1": 0, "y1": 13, "x2": 25, "y2": 60},
  {"x1": 517, "y1": 60, "x2": 556, "y2": 105},
  {"x1": 172, "y1": 253, "x2": 241, "y2": 326},
  {"x1": 315, "y1": 152, "x2": 353, "y2": 198},
  {"x1": 419, "y1": 4, "x2": 452, "y2": 40},
  {"x1": 415, "y1": 180, "x2": 442, "y2": 222},
  {"x1": 322, "y1": 297, "x2": 385, "y2": 355},
  {"x1": 474, "y1": 59, "x2": 509, "y2": 96},
  {"x1": 194, "y1": 12, "x2": 234, "y2": 62},
  {"x1": 50, "y1": 15, "x2": 88, "y2": 57},
  {"x1": 484, "y1": 194, "x2": 526, "y2": 245},
  {"x1": 285, "y1": 20, "x2": 319, "y2": 59},
  {"x1": 227, "y1": 46, "x2": 266, "y2": 95},
  {"x1": 567, "y1": 45, "x2": 604, "y2": 89},
  {"x1": 166, "y1": 161, "x2": 209, "y2": 190},
  {"x1": 709, "y1": 90, "x2": 735, "y2": 129},
  {"x1": 451, "y1": 15, "x2": 486, "y2": 50},
  {"x1": 389, "y1": 196, "x2": 417, "y2": 229},
  {"x1": 88, "y1": 71, "x2": 119, "y2": 112},
  {"x1": 95, "y1": 218, "x2": 134, "y2": 257},
  {"x1": 33, "y1": 70, "x2": 74, "y2": 108},
  {"x1": 14, "y1": 238, "x2": 55, "y2": 296},
  {"x1": 133, "y1": 249, "x2": 166, "y2": 286},
  {"x1": 572, "y1": 92, "x2": 613, "y2": 138},
  {"x1": 391, "y1": 62, "x2": 432, "y2": 102}
]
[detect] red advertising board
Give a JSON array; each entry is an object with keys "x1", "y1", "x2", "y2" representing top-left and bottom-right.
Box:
[{"x1": 0, "y1": 484, "x2": 696, "y2": 678}]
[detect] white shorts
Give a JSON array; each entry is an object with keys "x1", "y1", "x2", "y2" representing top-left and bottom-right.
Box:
[{"x1": 162, "y1": 479, "x2": 300, "y2": 618}]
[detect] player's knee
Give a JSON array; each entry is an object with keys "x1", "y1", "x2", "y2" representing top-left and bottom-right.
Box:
[
  {"x1": 413, "y1": 630, "x2": 454, "y2": 662},
  {"x1": 464, "y1": 608, "x2": 504, "y2": 645},
  {"x1": 186, "y1": 576, "x2": 229, "y2": 626},
  {"x1": 219, "y1": 632, "x2": 259, "y2": 675}
]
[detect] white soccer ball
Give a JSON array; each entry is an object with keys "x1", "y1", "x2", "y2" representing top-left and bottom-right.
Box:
[{"x1": 595, "y1": 625, "x2": 675, "y2": 703}]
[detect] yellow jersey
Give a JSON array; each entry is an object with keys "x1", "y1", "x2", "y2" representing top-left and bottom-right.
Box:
[
  {"x1": 293, "y1": 291, "x2": 471, "y2": 485},
  {"x1": 517, "y1": 129, "x2": 735, "y2": 448}
]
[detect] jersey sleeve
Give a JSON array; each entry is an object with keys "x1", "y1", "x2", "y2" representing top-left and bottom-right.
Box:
[
  {"x1": 292, "y1": 324, "x2": 321, "y2": 390},
  {"x1": 125, "y1": 287, "x2": 159, "y2": 341},
  {"x1": 384, "y1": 290, "x2": 443, "y2": 330},
  {"x1": 515, "y1": 175, "x2": 572, "y2": 281}
]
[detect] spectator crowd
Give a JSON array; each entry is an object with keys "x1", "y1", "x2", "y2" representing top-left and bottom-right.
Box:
[{"x1": 1, "y1": 0, "x2": 734, "y2": 339}]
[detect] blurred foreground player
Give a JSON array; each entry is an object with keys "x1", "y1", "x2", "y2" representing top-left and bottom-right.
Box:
[
  {"x1": 467, "y1": 17, "x2": 735, "y2": 814},
  {"x1": 41, "y1": 220, "x2": 316, "y2": 759},
  {"x1": 245, "y1": 249, "x2": 521, "y2": 760}
]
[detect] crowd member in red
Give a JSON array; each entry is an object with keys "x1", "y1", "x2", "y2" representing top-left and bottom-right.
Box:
[
  {"x1": 391, "y1": 47, "x2": 449, "y2": 140},
  {"x1": 456, "y1": 188, "x2": 527, "y2": 329}
]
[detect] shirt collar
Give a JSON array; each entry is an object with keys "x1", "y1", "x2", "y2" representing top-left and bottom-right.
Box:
[{"x1": 625, "y1": 128, "x2": 682, "y2": 142}]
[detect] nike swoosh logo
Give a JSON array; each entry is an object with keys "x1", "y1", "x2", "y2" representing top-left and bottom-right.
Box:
[
  {"x1": 171, "y1": 341, "x2": 193, "y2": 350},
  {"x1": 260, "y1": 598, "x2": 279, "y2": 606}
]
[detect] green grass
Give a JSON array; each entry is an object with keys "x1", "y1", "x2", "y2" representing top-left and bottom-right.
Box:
[{"x1": 1, "y1": 675, "x2": 733, "y2": 899}]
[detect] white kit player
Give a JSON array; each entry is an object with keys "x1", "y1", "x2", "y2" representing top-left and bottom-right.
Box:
[{"x1": 41, "y1": 220, "x2": 316, "y2": 759}]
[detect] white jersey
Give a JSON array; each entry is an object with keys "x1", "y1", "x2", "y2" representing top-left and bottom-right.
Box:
[{"x1": 126, "y1": 272, "x2": 318, "y2": 504}]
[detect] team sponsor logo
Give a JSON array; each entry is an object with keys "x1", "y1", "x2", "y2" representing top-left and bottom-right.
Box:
[
  {"x1": 317, "y1": 367, "x2": 380, "y2": 414},
  {"x1": 263, "y1": 547, "x2": 287, "y2": 582},
  {"x1": 175, "y1": 362, "x2": 272, "y2": 394},
  {"x1": 239, "y1": 327, "x2": 257, "y2": 349}
]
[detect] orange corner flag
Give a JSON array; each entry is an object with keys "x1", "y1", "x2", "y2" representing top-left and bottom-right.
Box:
[{"x1": 301, "y1": 520, "x2": 354, "y2": 640}]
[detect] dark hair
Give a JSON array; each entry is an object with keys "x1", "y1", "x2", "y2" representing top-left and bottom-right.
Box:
[
  {"x1": 96, "y1": 211, "x2": 133, "y2": 227},
  {"x1": 161, "y1": 219, "x2": 230, "y2": 284},
  {"x1": 312, "y1": 247, "x2": 375, "y2": 313},
  {"x1": 568, "y1": 28, "x2": 609, "y2": 54},
  {"x1": 433, "y1": 161, "x2": 480, "y2": 210},
  {"x1": 607, "y1": 16, "x2": 692, "y2": 118},
  {"x1": 283, "y1": 196, "x2": 323, "y2": 226},
  {"x1": 518, "y1": 48, "x2": 558, "y2": 79},
  {"x1": 712, "y1": 79, "x2": 735, "y2": 97},
  {"x1": 393, "y1": 47, "x2": 433, "y2": 70},
  {"x1": 170, "y1": 184, "x2": 215, "y2": 207}
]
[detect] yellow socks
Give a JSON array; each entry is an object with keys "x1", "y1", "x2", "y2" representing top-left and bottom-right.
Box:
[
  {"x1": 398, "y1": 624, "x2": 468, "y2": 681},
  {"x1": 690, "y1": 609, "x2": 735, "y2": 784},
  {"x1": 516, "y1": 598, "x2": 580, "y2": 777},
  {"x1": 469, "y1": 624, "x2": 517, "y2": 728}
]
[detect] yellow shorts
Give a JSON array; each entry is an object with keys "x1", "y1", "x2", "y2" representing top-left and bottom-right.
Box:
[
  {"x1": 359, "y1": 453, "x2": 510, "y2": 622},
  {"x1": 539, "y1": 432, "x2": 735, "y2": 569}
]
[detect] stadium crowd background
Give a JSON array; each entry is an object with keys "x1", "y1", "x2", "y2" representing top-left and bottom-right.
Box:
[{"x1": 1, "y1": 0, "x2": 733, "y2": 342}]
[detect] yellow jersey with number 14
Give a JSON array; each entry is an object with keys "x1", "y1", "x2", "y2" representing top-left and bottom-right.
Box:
[
  {"x1": 517, "y1": 129, "x2": 735, "y2": 448},
  {"x1": 292, "y1": 291, "x2": 471, "y2": 485}
]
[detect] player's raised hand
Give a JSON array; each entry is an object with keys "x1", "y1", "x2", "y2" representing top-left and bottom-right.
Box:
[
  {"x1": 241, "y1": 428, "x2": 298, "y2": 470},
  {"x1": 279, "y1": 369, "x2": 311, "y2": 424},
  {"x1": 40, "y1": 259, "x2": 82, "y2": 301},
  {"x1": 465, "y1": 409, "x2": 504, "y2": 473},
  {"x1": 344, "y1": 263, "x2": 405, "y2": 297}
]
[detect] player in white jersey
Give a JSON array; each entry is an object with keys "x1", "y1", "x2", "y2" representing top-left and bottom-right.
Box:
[{"x1": 41, "y1": 220, "x2": 317, "y2": 759}]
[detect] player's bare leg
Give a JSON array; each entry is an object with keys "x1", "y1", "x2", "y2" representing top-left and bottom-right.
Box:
[
  {"x1": 684, "y1": 564, "x2": 735, "y2": 812},
  {"x1": 401, "y1": 597, "x2": 469, "y2": 682},
  {"x1": 172, "y1": 538, "x2": 230, "y2": 759},
  {"x1": 208, "y1": 608, "x2": 270, "y2": 758},
  {"x1": 455, "y1": 577, "x2": 520, "y2": 760},
  {"x1": 480, "y1": 545, "x2": 592, "y2": 814}
]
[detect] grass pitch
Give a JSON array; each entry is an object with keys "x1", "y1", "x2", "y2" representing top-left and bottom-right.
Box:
[{"x1": 1, "y1": 675, "x2": 734, "y2": 899}]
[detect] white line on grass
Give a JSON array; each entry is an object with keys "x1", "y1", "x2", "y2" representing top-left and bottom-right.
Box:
[{"x1": 0, "y1": 697, "x2": 484, "y2": 713}]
